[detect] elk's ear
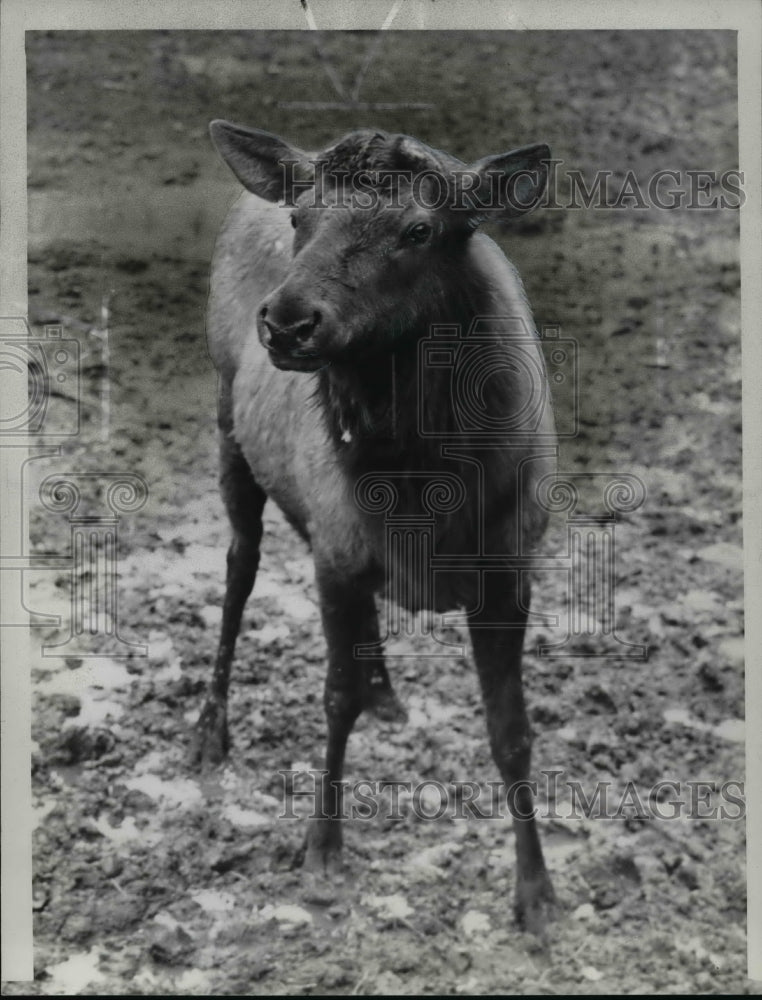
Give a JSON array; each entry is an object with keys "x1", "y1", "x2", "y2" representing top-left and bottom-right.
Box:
[
  {"x1": 209, "y1": 120, "x2": 313, "y2": 202},
  {"x1": 463, "y1": 143, "x2": 550, "y2": 223}
]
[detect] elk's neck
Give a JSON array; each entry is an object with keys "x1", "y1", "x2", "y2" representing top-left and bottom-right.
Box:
[
  {"x1": 317, "y1": 342, "x2": 420, "y2": 465},
  {"x1": 316, "y1": 336, "x2": 487, "y2": 472},
  {"x1": 316, "y1": 236, "x2": 536, "y2": 471}
]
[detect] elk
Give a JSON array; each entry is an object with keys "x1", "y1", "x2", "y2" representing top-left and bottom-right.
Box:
[{"x1": 193, "y1": 120, "x2": 557, "y2": 933}]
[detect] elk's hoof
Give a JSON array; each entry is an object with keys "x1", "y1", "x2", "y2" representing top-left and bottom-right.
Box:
[
  {"x1": 189, "y1": 703, "x2": 230, "y2": 769},
  {"x1": 303, "y1": 820, "x2": 344, "y2": 875},
  {"x1": 514, "y1": 870, "x2": 557, "y2": 939}
]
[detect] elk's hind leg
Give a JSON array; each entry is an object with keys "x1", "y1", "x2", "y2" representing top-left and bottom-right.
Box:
[
  {"x1": 469, "y1": 574, "x2": 556, "y2": 936},
  {"x1": 191, "y1": 404, "x2": 266, "y2": 768},
  {"x1": 361, "y1": 618, "x2": 406, "y2": 723}
]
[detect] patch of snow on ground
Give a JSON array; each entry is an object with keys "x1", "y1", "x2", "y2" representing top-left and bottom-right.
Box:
[
  {"x1": 124, "y1": 773, "x2": 202, "y2": 806},
  {"x1": 43, "y1": 948, "x2": 105, "y2": 995}
]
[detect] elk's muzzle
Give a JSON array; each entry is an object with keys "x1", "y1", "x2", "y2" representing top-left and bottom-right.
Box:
[{"x1": 257, "y1": 297, "x2": 327, "y2": 372}]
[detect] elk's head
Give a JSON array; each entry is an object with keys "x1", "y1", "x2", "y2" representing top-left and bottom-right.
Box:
[{"x1": 211, "y1": 121, "x2": 550, "y2": 372}]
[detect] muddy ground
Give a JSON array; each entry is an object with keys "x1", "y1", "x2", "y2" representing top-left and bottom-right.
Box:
[{"x1": 3, "y1": 27, "x2": 754, "y2": 995}]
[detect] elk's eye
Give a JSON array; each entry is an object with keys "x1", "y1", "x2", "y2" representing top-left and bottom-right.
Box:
[
  {"x1": 404, "y1": 222, "x2": 432, "y2": 245},
  {"x1": 290, "y1": 213, "x2": 298, "y2": 229}
]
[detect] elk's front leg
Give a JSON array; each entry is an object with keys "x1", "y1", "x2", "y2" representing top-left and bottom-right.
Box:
[
  {"x1": 468, "y1": 573, "x2": 555, "y2": 936},
  {"x1": 191, "y1": 419, "x2": 266, "y2": 768},
  {"x1": 304, "y1": 573, "x2": 382, "y2": 873}
]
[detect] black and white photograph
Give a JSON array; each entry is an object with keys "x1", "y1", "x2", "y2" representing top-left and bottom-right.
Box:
[{"x1": 1, "y1": 0, "x2": 760, "y2": 994}]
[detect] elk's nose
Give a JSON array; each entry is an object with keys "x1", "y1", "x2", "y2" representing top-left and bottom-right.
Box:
[{"x1": 259, "y1": 305, "x2": 321, "y2": 353}]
